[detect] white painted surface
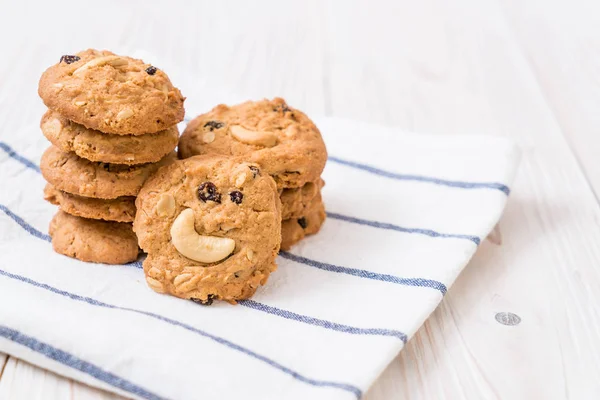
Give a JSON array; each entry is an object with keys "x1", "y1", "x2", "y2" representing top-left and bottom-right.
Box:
[{"x1": 1, "y1": 0, "x2": 599, "y2": 399}]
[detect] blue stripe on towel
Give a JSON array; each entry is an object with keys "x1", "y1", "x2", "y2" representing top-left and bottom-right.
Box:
[
  {"x1": 328, "y1": 156, "x2": 510, "y2": 195},
  {"x1": 0, "y1": 325, "x2": 164, "y2": 400},
  {"x1": 239, "y1": 300, "x2": 407, "y2": 343},
  {"x1": 327, "y1": 212, "x2": 481, "y2": 245},
  {"x1": 0, "y1": 204, "x2": 143, "y2": 269},
  {"x1": 0, "y1": 142, "x2": 487, "y2": 244},
  {"x1": 0, "y1": 141, "x2": 510, "y2": 195},
  {"x1": 1, "y1": 203, "x2": 448, "y2": 295},
  {"x1": 0, "y1": 142, "x2": 41, "y2": 173},
  {"x1": 0, "y1": 203, "x2": 408, "y2": 347},
  {"x1": 279, "y1": 251, "x2": 448, "y2": 295},
  {"x1": 0, "y1": 269, "x2": 363, "y2": 398},
  {"x1": 0, "y1": 203, "x2": 446, "y2": 296},
  {"x1": 0, "y1": 204, "x2": 51, "y2": 242}
]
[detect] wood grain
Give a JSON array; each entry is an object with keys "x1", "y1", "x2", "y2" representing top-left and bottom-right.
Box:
[
  {"x1": 1, "y1": 0, "x2": 600, "y2": 399},
  {"x1": 0, "y1": 357, "x2": 123, "y2": 400},
  {"x1": 0, "y1": 354, "x2": 7, "y2": 379},
  {"x1": 500, "y1": 0, "x2": 600, "y2": 196}
]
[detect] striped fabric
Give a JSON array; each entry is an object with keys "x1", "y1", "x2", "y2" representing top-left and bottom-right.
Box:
[{"x1": 0, "y1": 116, "x2": 519, "y2": 400}]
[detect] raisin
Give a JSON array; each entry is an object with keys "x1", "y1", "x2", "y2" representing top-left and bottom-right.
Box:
[
  {"x1": 229, "y1": 191, "x2": 243, "y2": 204},
  {"x1": 248, "y1": 166, "x2": 260, "y2": 177},
  {"x1": 191, "y1": 295, "x2": 215, "y2": 306},
  {"x1": 198, "y1": 182, "x2": 221, "y2": 203},
  {"x1": 273, "y1": 103, "x2": 291, "y2": 112},
  {"x1": 59, "y1": 55, "x2": 80, "y2": 64},
  {"x1": 297, "y1": 217, "x2": 308, "y2": 229},
  {"x1": 145, "y1": 66, "x2": 157, "y2": 75},
  {"x1": 204, "y1": 121, "x2": 224, "y2": 131}
]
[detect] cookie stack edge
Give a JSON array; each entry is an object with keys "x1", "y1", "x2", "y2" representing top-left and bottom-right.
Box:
[{"x1": 37, "y1": 49, "x2": 185, "y2": 265}]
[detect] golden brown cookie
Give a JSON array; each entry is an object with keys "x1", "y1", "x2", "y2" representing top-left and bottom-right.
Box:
[
  {"x1": 134, "y1": 155, "x2": 281, "y2": 304},
  {"x1": 44, "y1": 183, "x2": 136, "y2": 222},
  {"x1": 40, "y1": 146, "x2": 176, "y2": 199},
  {"x1": 179, "y1": 98, "x2": 327, "y2": 189},
  {"x1": 41, "y1": 110, "x2": 179, "y2": 165},
  {"x1": 281, "y1": 195, "x2": 326, "y2": 251},
  {"x1": 38, "y1": 49, "x2": 185, "y2": 135},
  {"x1": 49, "y1": 211, "x2": 139, "y2": 264},
  {"x1": 280, "y1": 178, "x2": 324, "y2": 220}
]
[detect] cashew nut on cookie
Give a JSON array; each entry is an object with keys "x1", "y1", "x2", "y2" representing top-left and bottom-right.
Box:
[{"x1": 170, "y1": 208, "x2": 235, "y2": 263}]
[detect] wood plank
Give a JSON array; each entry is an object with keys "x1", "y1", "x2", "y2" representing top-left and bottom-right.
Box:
[
  {"x1": 322, "y1": 1, "x2": 600, "y2": 399},
  {"x1": 0, "y1": 357, "x2": 125, "y2": 400},
  {"x1": 499, "y1": 0, "x2": 600, "y2": 195}
]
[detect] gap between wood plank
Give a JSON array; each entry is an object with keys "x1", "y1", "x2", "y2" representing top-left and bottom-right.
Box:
[{"x1": 0, "y1": 354, "x2": 8, "y2": 379}]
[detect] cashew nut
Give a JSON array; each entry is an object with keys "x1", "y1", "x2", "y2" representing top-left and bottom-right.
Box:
[
  {"x1": 170, "y1": 208, "x2": 235, "y2": 263},
  {"x1": 230, "y1": 125, "x2": 277, "y2": 147},
  {"x1": 156, "y1": 193, "x2": 176, "y2": 217},
  {"x1": 116, "y1": 108, "x2": 134, "y2": 120},
  {"x1": 203, "y1": 131, "x2": 215, "y2": 143},
  {"x1": 73, "y1": 56, "x2": 129, "y2": 76},
  {"x1": 42, "y1": 118, "x2": 62, "y2": 139}
]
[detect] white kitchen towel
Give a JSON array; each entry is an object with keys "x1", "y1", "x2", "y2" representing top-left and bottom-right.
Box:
[{"x1": 0, "y1": 115, "x2": 519, "y2": 400}]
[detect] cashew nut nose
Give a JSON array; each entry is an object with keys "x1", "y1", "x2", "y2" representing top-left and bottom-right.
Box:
[{"x1": 170, "y1": 208, "x2": 235, "y2": 263}]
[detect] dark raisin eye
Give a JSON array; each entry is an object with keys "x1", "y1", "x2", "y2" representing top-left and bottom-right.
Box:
[
  {"x1": 297, "y1": 217, "x2": 307, "y2": 229},
  {"x1": 145, "y1": 66, "x2": 157, "y2": 75},
  {"x1": 198, "y1": 182, "x2": 221, "y2": 203},
  {"x1": 191, "y1": 295, "x2": 215, "y2": 306},
  {"x1": 203, "y1": 121, "x2": 224, "y2": 131},
  {"x1": 248, "y1": 166, "x2": 260, "y2": 177},
  {"x1": 60, "y1": 55, "x2": 80, "y2": 64},
  {"x1": 229, "y1": 191, "x2": 243, "y2": 204}
]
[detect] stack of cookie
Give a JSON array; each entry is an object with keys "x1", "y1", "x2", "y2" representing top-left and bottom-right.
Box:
[
  {"x1": 179, "y1": 98, "x2": 327, "y2": 250},
  {"x1": 38, "y1": 49, "x2": 184, "y2": 264}
]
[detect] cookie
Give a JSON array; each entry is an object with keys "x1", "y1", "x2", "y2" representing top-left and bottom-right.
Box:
[
  {"x1": 41, "y1": 110, "x2": 179, "y2": 165},
  {"x1": 40, "y1": 146, "x2": 176, "y2": 199},
  {"x1": 38, "y1": 49, "x2": 185, "y2": 135},
  {"x1": 44, "y1": 183, "x2": 136, "y2": 222},
  {"x1": 134, "y1": 155, "x2": 281, "y2": 304},
  {"x1": 179, "y1": 98, "x2": 327, "y2": 189},
  {"x1": 280, "y1": 178, "x2": 324, "y2": 220},
  {"x1": 281, "y1": 195, "x2": 326, "y2": 251},
  {"x1": 49, "y1": 211, "x2": 139, "y2": 264}
]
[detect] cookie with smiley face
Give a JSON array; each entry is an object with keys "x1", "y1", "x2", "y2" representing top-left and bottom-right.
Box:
[
  {"x1": 133, "y1": 155, "x2": 281, "y2": 304},
  {"x1": 178, "y1": 98, "x2": 327, "y2": 189}
]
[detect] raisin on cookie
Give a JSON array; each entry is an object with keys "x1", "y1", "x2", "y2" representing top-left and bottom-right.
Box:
[
  {"x1": 40, "y1": 146, "x2": 176, "y2": 199},
  {"x1": 134, "y1": 155, "x2": 282, "y2": 304},
  {"x1": 178, "y1": 98, "x2": 327, "y2": 189},
  {"x1": 44, "y1": 183, "x2": 136, "y2": 223},
  {"x1": 38, "y1": 49, "x2": 185, "y2": 135},
  {"x1": 41, "y1": 110, "x2": 179, "y2": 165},
  {"x1": 49, "y1": 211, "x2": 139, "y2": 264}
]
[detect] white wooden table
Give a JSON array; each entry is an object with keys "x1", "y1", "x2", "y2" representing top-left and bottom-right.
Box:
[{"x1": 1, "y1": 0, "x2": 600, "y2": 398}]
